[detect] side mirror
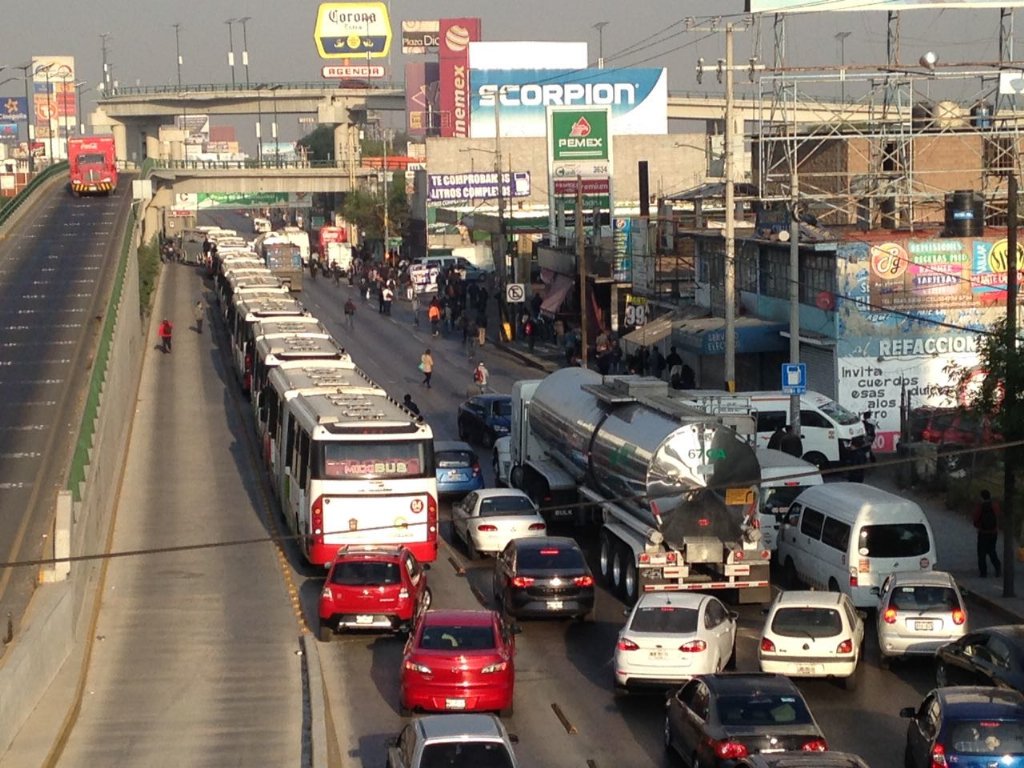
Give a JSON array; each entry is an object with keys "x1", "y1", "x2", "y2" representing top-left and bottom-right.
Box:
[
  {"x1": 785, "y1": 513, "x2": 800, "y2": 527},
  {"x1": 508, "y1": 733, "x2": 520, "y2": 744},
  {"x1": 899, "y1": 707, "x2": 916, "y2": 718},
  {"x1": 729, "y1": 611, "x2": 740, "y2": 621},
  {"x1": 422, "y1": 563, "x2": 431, "y2": 571}
]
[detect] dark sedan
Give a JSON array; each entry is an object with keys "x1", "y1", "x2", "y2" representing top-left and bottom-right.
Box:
[
  {"x1": 936, "y1": 626, "x2": 1024, "y2": 693},
  {"x1": 664, "y1": 673, "x2": 827, "y2": 766},
  {"x1": 492, "y1": 536, "x2": 595, "y2": 620},
  {"x1": 457, "y1": 394, "x2": 512, "y2": 448}
]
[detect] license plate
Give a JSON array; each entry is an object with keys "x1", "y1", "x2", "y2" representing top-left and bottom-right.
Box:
[
  {"x1": 547, "y1": 600, "x2": 564, "y2": 610},
  {"x1": 914, "y1": 620, "x2": 935, "y2": 631},
  {"x1": 445, "y1": 471, "x2": 466, "y2": 481},
  {"x1": 649, "y1": 650, "x2": 667, "y2": 660},
  {"x1": 355, "y1": 615, "x2": 374, "y2": 625},
  {"x1": 796, "y1": 665, "x2": 819, "y2": 675},
  {"x1": 445, "y1": 699, "x2": 466, "y2": 710},
  {"x1": 762, "y1": 748, "x2": 785, "y2": 754},
  {"x1": 553, "y1": 509, "x2": 574, "y2": 518}
]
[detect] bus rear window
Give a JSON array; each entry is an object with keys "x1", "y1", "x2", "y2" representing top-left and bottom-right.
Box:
[{"x1": 320, "y1": 440, "x2": 431, "y2": 479}]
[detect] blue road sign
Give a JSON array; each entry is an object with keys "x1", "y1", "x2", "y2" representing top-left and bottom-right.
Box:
[{"x1": 781, "y1": 363, "x2": 807, "y2": 395}]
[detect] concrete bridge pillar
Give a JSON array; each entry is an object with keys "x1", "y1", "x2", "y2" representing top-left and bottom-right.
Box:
[
  {"x1": 332, "y1": 123, "x2": 361, "y2": 170},
  {"x1": 111, "y1": 123, "x2": 128, "y2": 164}
]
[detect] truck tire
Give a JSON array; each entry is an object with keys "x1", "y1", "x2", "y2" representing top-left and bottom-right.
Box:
[
  {"x1": 611, "y1": 543, "x2": 627, "y2": 596},
  {"x1": 599, "y1": 532, "x2": 615, "y2": 584},
  {"x1": 622, "y1": 553, "x2": 639, "y2": 605}
]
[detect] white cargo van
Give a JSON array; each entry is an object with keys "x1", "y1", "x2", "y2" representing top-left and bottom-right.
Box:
[
  {"x1": 681, "y1": 390, "x2": 865, "y2": 468},
  {"x1": 777, "y1": 483, "x2": 936, "y2": 608},
  {"x1": 755, "y1": 449, "x2": 823, "y2": 552}
]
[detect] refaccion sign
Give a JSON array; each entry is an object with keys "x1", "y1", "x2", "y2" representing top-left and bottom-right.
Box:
[{"x1": 313, "y1": 2, "x2": 392, "y2": 60}]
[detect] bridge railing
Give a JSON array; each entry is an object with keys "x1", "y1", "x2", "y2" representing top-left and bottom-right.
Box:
[
  {"x1": 151, "y1": 158, "x2": 369, "y2": 172},
  {"x1": 0, "y1": 161, "x2": 68, "y2": 232},
  {"x1": 102, "y1": 81, "x2": 402, "y2": 97}
]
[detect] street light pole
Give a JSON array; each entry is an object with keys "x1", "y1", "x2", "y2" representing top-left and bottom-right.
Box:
[
  {"x1": 593, "y1": 21, "x2": 609, "y2": 69},
  {"x1": 383, "y1": 128, "x2": 390, "y2": 257},
  {"x1": 173, "y1": 23, "x2": 182, "y2": 87},
  {"x1": 255, "y1": 85, "x2": 263, "y2": 165},
  {"x1": 238, "y1": 16, "x2": 251, "y2": 87},
  {"x1": 16, "y1": 63, "x2": 33, "y2": 172},
  {"x1": 75, "y1": 81, "x2": 88, "y2": 135},
  {"x1": 225, "y1": 19, "x2": 236, "y2": 87},
  {"x1": 724, "y1": 24, "x2": 737, "y2": 392},
  {"x1": 835, "y1": 31, "x2": 851, "y2": 103},
  {"x1": 270, "y1": 84, "x2": 281, "y2": 167},
  {"x1": 100, "y1": 33, "x2": 111, "y2": 94}
]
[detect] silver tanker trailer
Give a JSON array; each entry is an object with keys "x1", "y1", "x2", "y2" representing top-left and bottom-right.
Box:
[{"x1": 508, "y1": 368, "x2": 770, "y2": 604}]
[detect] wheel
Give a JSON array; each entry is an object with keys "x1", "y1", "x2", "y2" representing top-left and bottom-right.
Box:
[
  {"x1": 466, "y1": 535, "x2": 479, "y2": 560},
  {"x1": 599, "y1": 532, "x2": 615, "y2": 583},
  {"x1": 936, "y1": 661, "x2": 949, "y2": 687},
  {"x1": 421, "y1": 587, "x2": 433, "y2": 612},
  {"x1": 458, "y1": 418, "x2": 468, "y2": 440},
  {"x1": 318, "y1": 620, "x2": 333, "y2": 643},
  {"x1": 663, "y1": 714, "x2": 673, "y2": 752},
  {"x1": 499, "y1": 701, "x2": 514, "y2": 718},
  {"x1": 492, "y1": 455, "x2": 504, "y2": 486},
  {"x1": 841, "y1": 664, "x2": 860, "y2": 691},
  {"x1": 828, "y1": 578, "x2": 841, "y2": 593},
  {"x1": 803, "y1": 452, "x2": 828, "y2": 470},
  {"x1": 783, "y1": 557, "x2": 800, "y2": 589},
  {"x1": 879, "y1": 653, "x2": 893, "y2": 671},
  {"x1": 724, "y1": 640, "x2": 737, "y2": 670},
  {"x1": 611, "y1": 545, "x2": 626, "y2": 596},
  {"x1": 622, "y1": 553, "x2": 639, "y2": 605},
  {"x1": 691, "y1": 753, "x2": 703, "y2": 768}
]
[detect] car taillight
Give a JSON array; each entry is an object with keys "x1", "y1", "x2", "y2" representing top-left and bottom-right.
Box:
[
  {"x1": 574, "y1": 575, "x2": 594, "y2": 587},
  {"x1": 930, "y1": 743, "x2": 947, "y2": 768},
  {"x1": 404, "y1": 660, "x2": 431, "y2": 674},
  {"x1": 665, "y1": 552, "x2": 677, "y2": 563},
  {"x1": 311, "y1": 496, "x2": 324, "y2": 547},
  {"x1": 760, "y1": 637, "x2": 776, "y2": 652},
  {"x1": 320, "y1": 586, "x2": 333, "y2": 601},
  {"x1": 883, "y1": 607, "x2": 898, "y2": 624},
  {"x1": 399, "y1": 587, "x2": 410, "y2": 599},
  {"x1": 679, "y1": 639, "x2": 707, "y2": 653},
  {"x1": 477, "y1": 524, "x2": 498, "y2": 532},
  {"x1": 512, "y1": 576, "x2": 535, "y2": 588},
  {"x1": 710, "y1": 739, "x2": 748, "y2": 759},
  {"x1": 849, "y1": 567, "x2": 859, "y2": 587},
  {"x1": 617, "y1": 638, "x2": 639, "y2": 652},
  {"x1": 528, "y1": 523, "x2": 547, "y2": 531},
  {"x1": 837, "y1": 639, "x2": 853, "y2": 654},
  {"x1": 802, "y1": 738, "x2": 828, "y2": 752},
  {"x1": 734, "y1": 550, "x2": 745, "y2": 561},
  {"x1": 471, "y1": 462, "x2": 481, "y2": 477},
  {"x1": 952, "y1": 608, "x2": 966, "y2": 625},
  {"x1": 481, "y1": 661, "x2": 508, "y2": 674}
]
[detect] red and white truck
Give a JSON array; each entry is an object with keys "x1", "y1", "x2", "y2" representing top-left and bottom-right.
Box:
[{"x1": 68, "y1": 136, "x2": 118, "y2": 196}]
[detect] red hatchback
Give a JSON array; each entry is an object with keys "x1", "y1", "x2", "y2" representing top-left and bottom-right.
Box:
[
  {"x1": 318, "y1": 546, "x2": 432, "y2": 641},
  {"x1": 400, "y1": 609, "x2": 516, "y2": 717}
]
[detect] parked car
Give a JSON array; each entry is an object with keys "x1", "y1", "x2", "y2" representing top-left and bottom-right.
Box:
[
  {"x1": 492, "y1": 536, "x2": 595, "y2": 621},
  {"x1": 386, "y1": 714, "x2": 519, "y2": 768},
  {"x1": 936, "y1": 626, "x2": 1024, "y2": 692},
  {"x1": 915, "y1": 406, "x2": 958, "y2": 443},
  {"x1": 435, "y1": 440, "x2": 485, "y2": 498},
  {"x1": 664, "y1": 673, "x2": 828, "y2": 765},
  {"x1": 757, "y1": 590, "x2": 866, "y2": 690},
  {"x1": 901, "y1": 686, "x2": 1024, "y2": 768},
  {"x1": 458, "y1": 394, "x2": 512, "y2": 448},
  {"x1": 400, "y1": 609, "x2": 516, "y2": 717},
  {"x1": 318, "y1": 546, "x2": 431, "y2": 641},
  {"x1": 451, "y1": 489, "x2": 547, "y2": 559},
  {"x1": 736, "y1": 754, "x2": 870, "y2": 768},
  {"x1": 876, "y1": 570, "x2": 967, "y2": 667},
  {"x1": 492, "y1": 436, "x2": 511, "y2": 487},
  {"x1": 614, "y1": 592, "x2": 737, "y2": 695}
]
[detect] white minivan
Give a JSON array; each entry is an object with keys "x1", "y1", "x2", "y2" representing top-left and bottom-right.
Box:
[
  {"x1": 755, "y1": 448, "x2": 823, "y2": 552},
  {"x1": 777, "y1": 483, "x2": 936, "y2": 608},
  {"x1": 681, "y1": 390, "x2": 865, "y2": 469}
]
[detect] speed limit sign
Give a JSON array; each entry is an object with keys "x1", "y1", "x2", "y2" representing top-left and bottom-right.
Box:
[{"x1": 506, "y1": 283, "x2": 526, "y2": 303}]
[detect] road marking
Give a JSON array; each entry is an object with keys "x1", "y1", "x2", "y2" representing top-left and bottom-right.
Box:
[{"x1": 0, "y1": 452, "x2": 42, "y2": 459}]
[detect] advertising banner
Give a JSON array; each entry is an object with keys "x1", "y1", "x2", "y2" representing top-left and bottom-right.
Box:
[
  {"x1": 197, "y1": 192, "x2": 289, "y2": 209},
  {"x1": 747, "y1": 0, "x2": 1024, "y2": 11},
  {"x1": 613, "y1": 218, "x2": 633, "y2": 283},
  {"x1": 402, "y1": 20, "x2": 439, "y2": 54},
  {"x1": 313, "y1": 2, "x2": 392, "y2": 59},
  {"x1": 405, "y1": 62, "x2": 439, "y2": 137},
  {"x1": 867, "y1": 238, "x2": 975, "y2": 311},
  {"x1": 468, "y1": 42, "x2": 588, "y2": 70},
  {"x1": 547, "y1": 107, "x2": 612, "y2": 211},
  {"x1": 438, "y1": 17, "x2": 482, "y2": 138},
  {"x1": 1, "y1": 97, "x2": 28, "y2": 122},
  {"x1": 471, "y1": 68, "x2": 668, "y2": 138},
  {"x1": 971, "y1": 237, "x2": 1024, "y2": 304},
  {"x1": 322, "y1": 65, "x2": 385, "y2": 78},
  {"x1": 427, "y1": 171, "x2": 531, "y2": 203},
  {"x1": 0, "y1": 122, "x2": 18, "y2": 140},
  {"x1": 32, "y1": 56, "x2": 75, "y2": 160}
]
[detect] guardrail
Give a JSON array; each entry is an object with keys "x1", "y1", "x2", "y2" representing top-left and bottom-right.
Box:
[
  {"x1": 0, "y1": 162, "x2": 68, "y2": 230},
  {"x1": 103, "y1": 81, "x2": 402, "y2": 97},
  {"x1": 153, "y1": 159, "x2": 364, "y2": 171}
]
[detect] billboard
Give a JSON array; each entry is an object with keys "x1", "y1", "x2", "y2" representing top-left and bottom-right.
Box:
[
  {"x1": 468, "y1": 42, "x2": 588, "y2": 70},
  {"x1": 1, "y1": 97, "x2": 28, "y2": 122},
  {"x1": 402, "y1": 20, "x2": 439, "y2": 54},
  {"x1": 747, "y1": 0, "x2": 1021, "y2": 11},
  {"x1": 547, "y1": 106, "x2": 613, "y2": 212},
  {"x1": 405, "y1": 62, "x2": 439, "y2": 137},
  {"x1": 313, "y1": 2, "x2": 392, "y2": 59},
  {"x1": 438, "y1": 17, "x2": 482, "y2": 138},
  {"x1": 0, "y1": 122, "x2": 18, "y2": 140},
  {"x1": 471, "y1": 68, "x2": 667, "y2": 138},
  {"x1": 32, "y1": 56, "x2": 76, "y2": 160},
  {"x1": 427, "y1": 171, "x2": 531, "y2": 203}
]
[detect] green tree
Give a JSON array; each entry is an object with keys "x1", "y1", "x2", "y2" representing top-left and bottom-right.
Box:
[
  {"x1": 296, "y1": 126, "x2": 334, "y2": 163},
  {"x1": 341, "y1": 170, "x2": 409, "y2": 243}
]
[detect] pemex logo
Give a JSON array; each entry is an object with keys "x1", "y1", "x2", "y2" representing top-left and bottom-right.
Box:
[{"x1": 570, "y1": 117, "x2": 592, "y2": 137}]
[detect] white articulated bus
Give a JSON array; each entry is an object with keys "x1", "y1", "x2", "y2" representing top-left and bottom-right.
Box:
[
  {"x1": 260, "y1": 362, "x2": 386, "y2": 483},
  {"x1": 250, "y1": 333, "x2": 352, "y2": 417},
  {"x1": 220, "y1": 271, "x2": 287, "y2": 312},
  {"x1": 277, "y1": 389, "x2": 437, "y2": 567},
  {"x1": 228, "y1": 296, "x2": 308, "y2": 394}
]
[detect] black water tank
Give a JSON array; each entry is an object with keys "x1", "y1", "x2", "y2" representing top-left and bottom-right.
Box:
[
  {"x1": 971, "y1": 101, "x2": 994, "y2": 129},
  {"x1": 944, "y1": 190, "x2": 985, "y2": 237},
  {"x1": 912, "y1": 102, "x2": 934, "y2": 130}
]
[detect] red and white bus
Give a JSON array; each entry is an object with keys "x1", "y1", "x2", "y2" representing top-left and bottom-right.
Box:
[{"x1": 277, "y1": 389, "x2": 437, "y2": 566}]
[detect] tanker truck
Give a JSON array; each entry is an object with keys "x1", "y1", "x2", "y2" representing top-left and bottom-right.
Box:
[{"x1": 508, "y1": 368, "x2": 770, "y2": 604}]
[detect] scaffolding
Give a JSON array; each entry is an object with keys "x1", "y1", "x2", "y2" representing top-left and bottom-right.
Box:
[{"x1": 756, "y1": 68, "x2": 1024, "y2": 229}]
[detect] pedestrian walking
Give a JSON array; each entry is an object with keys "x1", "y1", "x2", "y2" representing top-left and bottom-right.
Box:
[
  {"x1": 344, "y1": 297, "x2": 356, "y2": 330},
  {"x1": 767, "y1": 425, "x2": 787, "y2": 450},
  {"x1": 477, "y1": 314, "x2": 487, "y2": 348},
  {"x1": 403, "y1": 393, "x2": 421, "y2": 416},
  {"x1": 779, "y1": 426, "x2": 803, "y2": 458},
  {"x1": 973, "y1": 489, "x2": 1002, "y2": 577},
  {"x1": 193, "y1": 300, "x2": 204, "y2": 334},
  {"x1": 382, "y1": 284, "x2": 394, "y2": 315},
  {"x1": 428, "y1": 299, "x2": 442, "y2": 336},
  {"x1": 378, "y1": 279, "x2": 386, "y2": 313},
  {"x1": 473, "y1": 361, "x2": 490, "y2": 394},
  {"x1": 419, "y1": 349, "x2": 434, "y2": 389},
  {"x1": 158, "y1": 318, "x2": 174, "y2": 354}
]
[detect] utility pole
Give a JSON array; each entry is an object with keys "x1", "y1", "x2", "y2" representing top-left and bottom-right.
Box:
[
  {"x1": 238, "y1": 17, "x2": 251, "y2": 87},
  {"x1": 16, "y1": 63, "x2": 34, "y2": 173},
  {"x1": 576, "y1": 179, "x2": 588, "y2": 368},
  {"x1": 173, "y1": 23, "x2": 182, "y2": 87},
  {"x1": 724, "y1": 24, "x2": 737, "y2": 392},
  {"x1": 100, "y1": 33, "x2": 111, "y2": 94},
  {"x1": 835, "y1": 31, "x2": 851, "y2": 104},
  {"x1": 594, "y1": 21, "x2": 609, "y2": 69},
  {"x1": 1004, "y1": 171, "x2": 1018, "y2": 598},
  {"x1": 383, "y1": 128, "x2": 390, "y2": 257},
  {"x1": 789, "y1": 163, "x2": 802, "y2": 438},
  {"x1": 225, "y1": 19, "x2": 236, "y2": 87},
  {"x1": 494, "y1": 91, "x2": 507, "y2": 283}
]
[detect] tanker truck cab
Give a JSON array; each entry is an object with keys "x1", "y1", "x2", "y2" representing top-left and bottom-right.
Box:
[
  {"x1": 754, "y1": 449, "x2": 823, "y2": 553},
  {"x1": 681, "y1": 390, "x2": 865, "y2": 469}
]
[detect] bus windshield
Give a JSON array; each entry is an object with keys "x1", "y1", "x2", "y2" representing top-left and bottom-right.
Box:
[
  {"x1": 819, "y1": 399, "x2": 862, "y2": 426},
  {"x1": 318, "y1": 439, "x2": 432, "y2": 479}
]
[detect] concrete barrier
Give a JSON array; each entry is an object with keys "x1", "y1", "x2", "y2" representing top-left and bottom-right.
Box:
[{"x1": 301, "y1": 634, "x2": 330, "y2": 768}]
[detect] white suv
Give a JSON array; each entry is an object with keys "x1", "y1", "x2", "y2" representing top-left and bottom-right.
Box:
[
  {"x1": 875, "y1": 570, "x2": 967, "y2": 667},
  {"x1": 758, "y1": 590, "x2": 866, "y2": 690}
]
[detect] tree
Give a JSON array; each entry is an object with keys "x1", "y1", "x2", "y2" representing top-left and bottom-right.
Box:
[
  {"x1": 342, "y1": 170, "x2": 409, "y2": 244},
  {"x1": 296, "y1": 126, "x2": 334, "y2": 163}
]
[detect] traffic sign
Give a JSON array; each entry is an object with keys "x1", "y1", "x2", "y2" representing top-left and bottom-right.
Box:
[
  {"x1": 506, "y1": 283, "x2": 526, "y2": 303},
  {"x1": 781, "y1": 363, "x2": 807, "y2": 395}
]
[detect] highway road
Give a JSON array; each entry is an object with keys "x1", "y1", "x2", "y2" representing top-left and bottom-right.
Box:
[
  {"x1": 0, "y1": 181, "x2": 130, "y2": 651},
  {"x1": 50, "y1": 208, "x2": 1008, "y2": 767}
]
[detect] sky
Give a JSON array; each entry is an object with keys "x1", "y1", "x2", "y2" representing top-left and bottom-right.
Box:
[{"x1": 0, "y1": 1, "x2": 1016, "y2": 140}]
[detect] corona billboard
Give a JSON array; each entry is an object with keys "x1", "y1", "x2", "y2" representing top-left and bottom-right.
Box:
[{"x1": 313, "y1": 3, "x2": 392, "y2": 59}]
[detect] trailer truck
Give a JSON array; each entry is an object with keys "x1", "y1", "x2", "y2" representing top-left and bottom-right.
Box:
[
  {"x1": 508, "y1": 368, "x2": 771, "y2": 604},
  {"x1": 67, "y1": 136, "x2": 117, "y2": 196}
]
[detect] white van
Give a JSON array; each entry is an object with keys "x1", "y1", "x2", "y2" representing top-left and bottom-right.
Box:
[
  {"x1": 755, "y1": 448, "x2": 823, "y2": 552},
  {"x1": 777, "y1": 483, "x2": 936, "y2": 608},
  {"x1": 681, "y1": 390, "x2": 865, "y2": 468}
]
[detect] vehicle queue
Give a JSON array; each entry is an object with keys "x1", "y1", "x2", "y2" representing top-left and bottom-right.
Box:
[{"x1": 199, "y1": 228, "x2": 1024, "y2": 768}]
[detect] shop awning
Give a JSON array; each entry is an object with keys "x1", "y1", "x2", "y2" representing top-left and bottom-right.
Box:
[
  {"x1": 621, "y1": 312, "x2": 679, "y2": 353},
  {"x1": 673, "y1": 316, "x2": 788, "y2": 356},
  {"x1": 540, "y1": 273, "x2": 575, "y2": 316}
]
